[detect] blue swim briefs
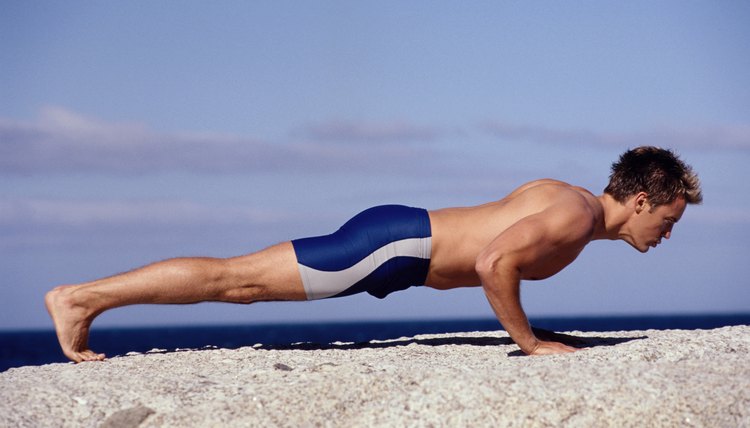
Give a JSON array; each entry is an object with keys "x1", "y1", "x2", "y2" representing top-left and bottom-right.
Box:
[{"x1": 291, "y1": 205, "x2": 432, "y2": 300}]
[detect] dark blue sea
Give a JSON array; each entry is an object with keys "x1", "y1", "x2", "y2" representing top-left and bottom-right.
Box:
[{"x1": 2, "y1": 314, "x2": 748, "y2": 372}]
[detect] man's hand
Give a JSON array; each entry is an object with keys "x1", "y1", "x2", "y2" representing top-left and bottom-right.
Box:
[
  {"x1": 531, "y1": 326, "x2": 586, "y2": 347},
  {"x1": 528, "y1": 340, "x2": 578, "y2": 356}
]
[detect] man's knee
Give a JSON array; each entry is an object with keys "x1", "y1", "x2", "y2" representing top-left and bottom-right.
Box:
[
  {"x1": 214, "y1": 257, "x2": 266, "y2": 304},
  {"x1": 221, "y1": 243, "x2": 306, "y2": 303}
]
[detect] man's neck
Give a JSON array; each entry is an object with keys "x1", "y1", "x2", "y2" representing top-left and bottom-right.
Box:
[{"x1": 594, "y1": 193, "x2": 630, "y2": 241}]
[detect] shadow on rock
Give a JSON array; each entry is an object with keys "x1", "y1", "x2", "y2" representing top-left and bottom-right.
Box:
[
  {"x1": 262, "y1": 331, "x2": 648, "y2": 354},
  {"x1": 506, "y1": 330, "x2": 649, "y2": 357},
  {"x1": 121, "y1": 330, "x2": 647, "y2": 358},
  {"x1": 531, "y1": 326, "x2": 647, "y2": 347},
  {"x1": 252, "y1": 334, "x2": 515, "y2": 351}
]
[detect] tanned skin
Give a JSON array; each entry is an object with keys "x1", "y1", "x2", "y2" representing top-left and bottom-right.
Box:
[{"x1": 46, "y1": 179, "x2": 687, "y2": 362}]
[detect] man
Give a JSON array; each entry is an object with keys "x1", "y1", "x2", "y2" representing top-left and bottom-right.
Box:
[{"x1": 46, "y1": 146, "x2": 702, "y2": 362}]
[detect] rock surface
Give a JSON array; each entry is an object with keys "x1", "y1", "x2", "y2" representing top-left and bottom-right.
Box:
[{"x1": 2, "y1": 326, "x2": 748, "y2": 427}]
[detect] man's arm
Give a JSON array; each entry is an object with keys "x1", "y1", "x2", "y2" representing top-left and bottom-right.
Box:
[{"x1": 475, "y1": 203, "x2": 594, "y2": 355}]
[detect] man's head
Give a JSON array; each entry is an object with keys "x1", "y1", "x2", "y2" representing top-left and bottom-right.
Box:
[
  {"x1": 604, "y1": 146, "x2": 702, "y2": 253},
  {"x1": 604, "y1": 146, "x2": 703, "y2": 207}
]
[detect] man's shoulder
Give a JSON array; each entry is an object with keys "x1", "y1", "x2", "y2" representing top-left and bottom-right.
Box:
[
  {"x1": 515, "y1": 180, "x2": 596, "y2": 206},
  {"x1": 517, "y1": 181, "x2": 600, "y2": 238},
  {"x1": 508, "y1": 178, "x2": 570, "y2": 196}
]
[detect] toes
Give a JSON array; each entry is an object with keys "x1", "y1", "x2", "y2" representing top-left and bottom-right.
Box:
[
  {"x1": 82, "y1": 351, "x2": 106, "y2": 362},
  {"x1": 72, "y1": 350, "x2": 106, "y2": 363}
]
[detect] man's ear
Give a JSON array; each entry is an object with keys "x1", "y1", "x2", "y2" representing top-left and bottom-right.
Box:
[{"x1": 634, "y1": 192, "x2": 649, "y2": 214}]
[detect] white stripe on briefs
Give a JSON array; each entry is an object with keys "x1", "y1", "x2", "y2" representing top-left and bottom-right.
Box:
[{"x1": 298, "y1": 236, "x2": 432, "y2": 300}]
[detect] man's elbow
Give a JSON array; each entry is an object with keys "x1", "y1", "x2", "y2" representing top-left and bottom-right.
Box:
[
  {"x1": 475, "y1": 252, "x2": 501, "y2": 281},
  {"x1": 476, "y1": 252, "x2": 521, "y2": 284}
]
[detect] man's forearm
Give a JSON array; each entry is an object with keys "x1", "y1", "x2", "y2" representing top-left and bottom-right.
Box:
[{"x1": 479, "y1": 266, "x2": 539, "y2": 354}]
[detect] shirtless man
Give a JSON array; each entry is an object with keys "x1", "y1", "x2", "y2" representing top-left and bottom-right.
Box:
[{"x1": 46, "y1": 146, "x2": 702, "y2": 362}]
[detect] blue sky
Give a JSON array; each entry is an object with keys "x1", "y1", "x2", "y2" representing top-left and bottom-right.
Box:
[{"x1": 1, "y1": 1, "x2": 749, "y2": 330}]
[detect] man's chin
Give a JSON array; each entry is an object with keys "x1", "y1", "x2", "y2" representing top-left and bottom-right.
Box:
[{"x1": 627, "y1": 241, "x2": 650, "y2": 253}]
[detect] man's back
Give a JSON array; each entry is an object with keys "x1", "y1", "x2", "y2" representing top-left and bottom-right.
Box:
[{"x1": 425, "y1": 179, "x2": 603, "y2": 289}]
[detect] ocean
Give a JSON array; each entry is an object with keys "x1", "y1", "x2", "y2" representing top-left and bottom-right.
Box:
[{"x1": 2, "y1": 314, "x2": 749, "y2": 372}]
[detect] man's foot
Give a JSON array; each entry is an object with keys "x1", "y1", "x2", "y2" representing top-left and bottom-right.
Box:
[{"x1": 45, "y1": 285, "x2": 105, "y2": 363}]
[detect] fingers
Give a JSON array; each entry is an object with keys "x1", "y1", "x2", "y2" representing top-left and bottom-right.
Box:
[
  {"x1": 528, "y1": 340, "x2": 579, "y2": 356},
  {"x1": 530, "y1": 327, "x2": 586, "y2": 346}
]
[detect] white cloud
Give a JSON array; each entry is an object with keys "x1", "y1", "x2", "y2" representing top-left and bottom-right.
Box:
[
  {"x1": 0, "y1": 198, "x2": 298, "y2": 227},
  {"x1": 0, "y1": 107, "x2": 443, "y2": 175},
  {"x1": 297, "y1": 119, "x2": 443, "y2": 143},
  {"x1": 481, "y1": 121, "x2": 750, "y2": 151}
]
